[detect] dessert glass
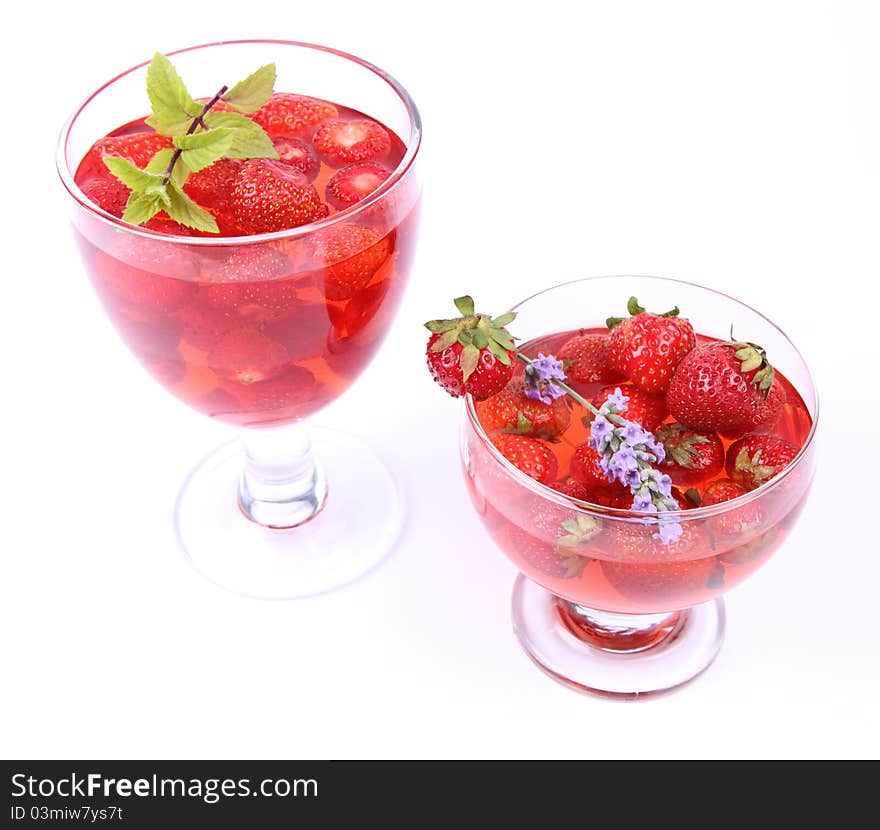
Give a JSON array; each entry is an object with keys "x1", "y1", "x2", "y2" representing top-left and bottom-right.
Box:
[
  {"x1": 57, "y1": 40, "x2": 421, "y2": 598},
  {"x1": 461, "y1": 276, "x2": 817, "y2": 697}
]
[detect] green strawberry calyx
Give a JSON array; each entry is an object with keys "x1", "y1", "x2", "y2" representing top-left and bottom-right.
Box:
[
  {"x1": 606, "y1": 295, "x2": 681, "y2": 329},
  {"x1": 424, "y1": 296, "x2": 517, "y2": 383},
  {"x1": 727, "y1": 331, "x2": 775, "y2": 396},
  {"x1": 556, "y1": 514, "x2": 601, "y2": 548},
  {"x1": 655, "y1": 423, "x2": 710, "y2": 469},
  {"x1": 733, "y1": 447, "x2": 778, "y2": 487}
]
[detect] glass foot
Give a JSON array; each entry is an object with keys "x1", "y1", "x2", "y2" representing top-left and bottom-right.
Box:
[
  {"x1": 175, "y1": 427, "x2": 403, "y2": 599},
  {"x1": 511, "y1": 575, "x2": 725, "y2": 699}
]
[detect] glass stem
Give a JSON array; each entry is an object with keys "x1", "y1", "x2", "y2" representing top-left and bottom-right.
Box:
[
  {"x1": 238, "y1": 422, "x2": 327, "y2": 529},
  {"x1": 556, "y1": 599, "x2": 685, "y2": 653}
]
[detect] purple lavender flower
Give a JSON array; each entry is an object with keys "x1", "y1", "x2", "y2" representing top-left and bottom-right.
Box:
[
  {"x1": 654, "y1": 520, "x2": 684, "y2": 544},
  {"x1": 590, "y1": 415, "x2": 614, "y2": 448},
  {"x1": 604, "y1": 387, "x2": 629, "y2": 412},
  {"x1": 621, "y1": 422, "x2": 650, "y2": 445},
  {"x1": 523, "y1": 353, "x2": 567, "y2": 405}
]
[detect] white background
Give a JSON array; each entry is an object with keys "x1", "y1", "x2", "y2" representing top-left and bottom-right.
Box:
[{"x1": 1, "y1": 0, "x2": 878, "y2": 759}]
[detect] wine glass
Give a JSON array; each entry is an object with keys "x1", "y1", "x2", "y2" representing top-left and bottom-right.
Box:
[
  {"x1": 57, "y1": 41, "x2": 421, "y2": 598},
  {"x1": 461, "y1": 276, "x2": 817, "y2": 697}
]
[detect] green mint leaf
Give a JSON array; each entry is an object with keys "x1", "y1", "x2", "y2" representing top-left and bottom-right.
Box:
[
  {"x1": 145, "y1": 148, "x2": 189, "y2": 187},
  {"x1": 223, "y1": 63, "x2": 276, "y2": 113},
  {"x1": 203, "y1": 111, "x2": 278, "y2": 159},
  {"x1": 122, "y1": 191, "x2": 165, "y2": 225},
  {"x1": 164, "y1": 179, "x2": 219, "y2": 233},
  {"x1": 174, "y1": 128, "x2": 235, "y2": 172},
  {"x1": 103, "y1": 156, "x2": 166, "y2": 192},
  {"x1": 146, "y1": 52, "x2": 201, "y2": 136}
]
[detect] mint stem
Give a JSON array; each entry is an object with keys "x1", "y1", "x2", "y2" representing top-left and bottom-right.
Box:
[
  {"x1": 515, "y1": 353, "x2": 629, "y2": 427},
  {"x1": 161, "y1": 84, "x2": 229, "y2": 185}
]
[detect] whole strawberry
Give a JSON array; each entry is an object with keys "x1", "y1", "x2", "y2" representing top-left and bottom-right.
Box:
[
  {"x1": 510, "y1": 504, "x2": 599, "y2": 579},
  {"x1": 207, "y1": 328, "x2": 289, "y2": 384},
  {"x1": 490, "y1": 434, "x2": 558, "y2": 484},
  {"x1": 475, "y1": 378, "x2": 571, "y2": 438},
  {"x1": 667, "y1": 340, "x2": 786, "y2": 434},
  {"x1": 311, "y1": 225, "x2": 394, "y2": 301},
  {"x1": 725, "y1": 434, "x2": 798, "y2": 490},
  {"x1": 570, "y1": 442, "x2": 624, "y2": 497},
  {"x1": 556, "y1": 332, "x2": 622, "y2": 385},
  {"x1": 230, "y1": 159, "x2": 329, "y2": 234},
  {"x1": 606, "y1": 297, "x2": 696, "y2": 394},
  {"x1": 700, "y1": 478, "x2": 765, "y2": 543},
  {"x1": 425, "y1": 296, "x2": 517, "y2": 400},
  {"x1": 601, "y1": 523, "x2": 721, "y2": 605},
  {"x1": 591, "y1": 384, "x2": 667, "y2": 432},
  {"x1": 655, "y1": 423, "x2": 724, "y2": 487}
]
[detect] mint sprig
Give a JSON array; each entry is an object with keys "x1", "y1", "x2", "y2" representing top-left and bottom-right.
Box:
[{"x1": 102, "y1": 52, "x2": 280, "y2": 233}]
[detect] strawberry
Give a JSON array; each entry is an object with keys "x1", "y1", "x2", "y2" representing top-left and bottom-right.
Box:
[
  {"x1": 228, "y1": 364, "x2": 319, "y2": 419},
  {"x1": 252, "y1": 93, "x2": 338, "y2": 138},
  {"x1": 196, "y1": 387, "x2": 244, "y2": 420},
  {"x1": 667, "y1": 340, "x2": 786, "y2": 434},
  {"x1": 202, "y1": 246, "x2": 297, "y2": 320},
  {"x1": 570, "y1": 441, "x2": 624, "y2": 497},
  {"x1": 230, "y1": 159, "x2": 329, "y2": 234},
  {"x1": 310, "y1": 225, "x2": 394, "y2": 301},
  {"x1": 143, "y1": 215, "x2": 193, "y2": 236},
  {"x1": 601, "y1": 522, "x2": 719, "y2": 605},
  {"x1": 475, "y1": 378, "x2": 571, "y2": 438},
  {"x1": 325, "y1": 163, "x2": 392, "y2": 210},
  {"x1": 312, "y1": 118, "x2": 391, "y2": 166},
  {"x1": 85, "y1": 132, "x2": 173, "y2": 175},
  {"x1": 263, "y1": 302, "x2": 332, "y2": 362},
  {"x1": 700, "y1": 478, "x2": 764, "y2": 543},
  {"x1": 591, "y1": 384, "x2": 667, "y2": 431},
  {"x1": 273, "y1": 138, "x2": 320, "y2": 181},
  {"x1": 207, "y1": 328, "x2": 289, "y2": 384},
  {"x1": 80, "y1": 175, "x2": 130, "y2": 217},
  {"x1": 510, "y1": 505, "x2": 598, "y2": 579},
  {"x1": 327, "y1": 278, "x2": 393, "y2": 339},
  {"x1": 556, "y1": 332, "x2": 622, "y2": 385},
  {"x1": 183, "y1": 158, "x2": 243, "y2": 234},
  {"x1": 491, "y1": 434, "x2": 558, "y2": 484},
  {"x1": 94, "y1": 238, "x2": 198, "y2": 312},
  {"x1": 551, "y1": 477, "x2": 593, "y2": 501},
  {"x1": 606, "y1": 297, "x2": 696, "y2": 394},
  {"x1": 175, "y1": 302, "x2": 235, "y2": 350},
  {"x1": 510, "y1": 528, "x2": 590, "y2": 579},
  {"x1": 425, "y1": 297, "x2": 517, "y2": 400},
  {"x1": 725, "y1": 434, "x2": 798, "y2": 490},
  {"x1": 655, "y1": 423, "x2": 724, "y2": 487}
]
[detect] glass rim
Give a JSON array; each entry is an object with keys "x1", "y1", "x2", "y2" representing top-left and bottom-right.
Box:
[
  {"x1": 464, "y1": 273, "x2": 820, "y2": 522},
  {"x1": 55, "y1": 38, "x2": 422, "y2": 247}
]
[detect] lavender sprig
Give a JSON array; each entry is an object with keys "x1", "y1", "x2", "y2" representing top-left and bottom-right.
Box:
[
  {"x1": 517, "y1": 354, "x2": 682, "y2": 545},
  {"x1": 523, "y1": 353, "x2": 568, "y2": 404},
  {"x1": 589, "y1": 391, "x2": 682, "y2": 543}
]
